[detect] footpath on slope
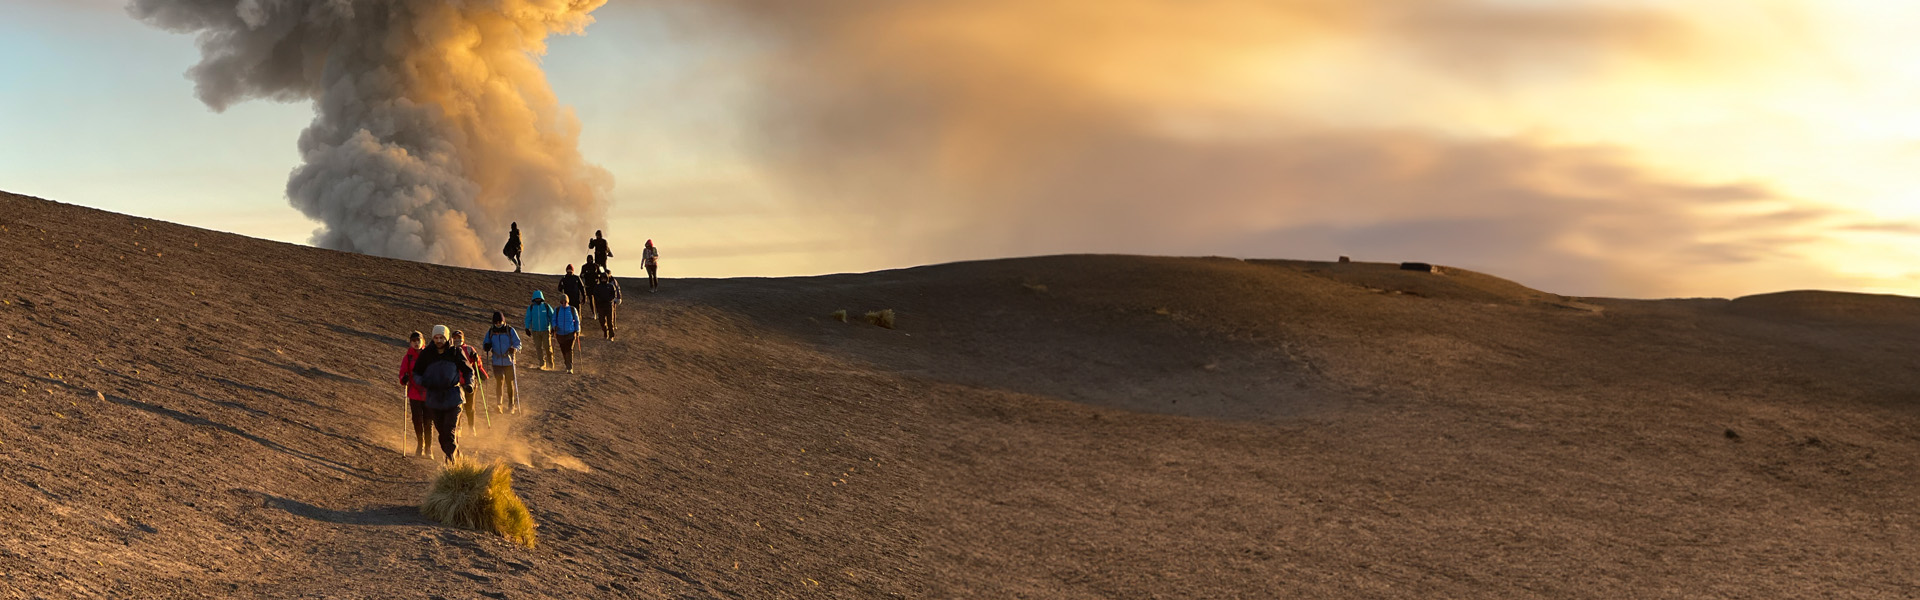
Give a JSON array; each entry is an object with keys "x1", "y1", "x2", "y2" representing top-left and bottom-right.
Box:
[{"x1": 7, "y1": 192, "x2": 1920, "y2": 598}]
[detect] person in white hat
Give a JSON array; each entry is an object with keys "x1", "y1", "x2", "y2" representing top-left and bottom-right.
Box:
[{"x1": 410, "y1": 325, "x2": 474, "y2": 463}]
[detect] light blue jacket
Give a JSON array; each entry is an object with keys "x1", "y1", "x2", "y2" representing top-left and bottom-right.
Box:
[
  {"x1": 553, "y1": 305, "x2": 581, "y2": 336},
  {"x1": 482, "y1": 326, "x2": 521, "y2": 367},
  {"x1": 524, "y1": 291, "x2": 555, "y2": 332}
]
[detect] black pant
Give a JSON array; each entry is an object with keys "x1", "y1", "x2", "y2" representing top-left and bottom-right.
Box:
[
  {"x1": 431, "y1": 406, "x2": 462, "y2": 459},
  {"x1": 409, "y1": 401, "x2": 431, "y2": 449},
  {"x1": 646, "y1": 264, "x2": 658, "y2": 289},
  {"x1": 595, "y1": 299, "x2": 616, "y2": 337}
]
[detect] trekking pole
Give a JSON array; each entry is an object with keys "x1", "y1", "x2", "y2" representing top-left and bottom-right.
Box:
[
  {"x1": 480, "y1": 374, "x2": 493, "y2": 428},
  {"x1": 403, "y1": 385, "x2": 415, "y2": 454}
]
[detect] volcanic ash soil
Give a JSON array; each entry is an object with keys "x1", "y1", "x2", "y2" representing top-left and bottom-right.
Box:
[{"x1": 1, "y1": 191, "x2": 1918, "y2": 598}]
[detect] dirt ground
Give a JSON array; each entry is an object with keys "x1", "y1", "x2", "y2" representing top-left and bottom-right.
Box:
[{"x1": 1, "y1": 190, "x2": 1917, "y2": 598}]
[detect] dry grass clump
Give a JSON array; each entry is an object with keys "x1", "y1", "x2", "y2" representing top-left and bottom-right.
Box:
[
  {"x1": 831, "y1": 309, "x2": 848, "y2": 322},
  {"x1": 865, "y1": 309, "x2": 896, "y2": 329},
  {"x1": 1022, "y1": 283, "x2": 1048, "y2": 294},
  {"x1": 421, "y1": 461, "x2": 537, "y2": 548}
]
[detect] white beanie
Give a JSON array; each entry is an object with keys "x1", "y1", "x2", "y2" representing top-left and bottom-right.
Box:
[{"x1": 431, "y1": 325, "x2": 450, "y2": 341}]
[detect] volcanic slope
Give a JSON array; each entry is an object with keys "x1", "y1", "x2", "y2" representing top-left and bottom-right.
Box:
[{"x1": 2, "y1": 190, "x2": 1919, "y2": 598}]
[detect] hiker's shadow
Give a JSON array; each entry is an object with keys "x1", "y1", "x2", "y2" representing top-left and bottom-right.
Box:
[{"x1": 260, "y1": 494, "x2": 427, "y2": 527}]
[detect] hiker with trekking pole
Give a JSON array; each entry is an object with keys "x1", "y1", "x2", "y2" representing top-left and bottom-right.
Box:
[
  {"x1": 453, "y1": 330, "x2": 491, "y2": 433},
  {"x1": 413, "y1": 325, "x2": 475, "y2": 464},
  {"x1": 482, "y1": 311, "x2": 523, "y2": 415},
  {"x1": 399, "y1": 331, "x2": 429, "y2": 456}
]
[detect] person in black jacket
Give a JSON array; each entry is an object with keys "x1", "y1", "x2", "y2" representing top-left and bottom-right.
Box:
[
  {"x1": 412, "y1": 325, "x2": 475, "y2": 463},
  {"x1": 589, "y1": 230, "x2": 613, "y2": 267},
  {"x1": 557, "y1": 264, "x2": 585, "y2": 315},
  {"x1": 579, "y1": 256, "x2": 602, "y2": 319},
  {"x1": 503, "y1": 222, "x2": 523, "y2": 273},
  {"x1": 590, "y1": 269, "x2": 621, "y2": 340}
]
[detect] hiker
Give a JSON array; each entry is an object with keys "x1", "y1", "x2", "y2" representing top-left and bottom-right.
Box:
[
  {"x1": 412, "y1": 325, "x2": 474, "y2": 463},
  {"x1": 558, "y1": 264, "x2": 586, "y2": 314},
  {"x1": 642, "y1": 239, "x2": 661, "y2": 292},
  {"x1": 524, "y1": 291, "x2": 556, "y2": 370},
  {"x1": 591, "y1": 268, "x2": 622, "y2": 340},
  {"x1": 589, "y1": 230, "x2": 613, "y2": 268},
  {"x1": 503, "y1": 222, "x2": 523, "y2": 273},
  {"x1": 579, "y1": 256, "x2": 602, "y2": 319},
  {"x1": 482, "y1": 311, "x2": 522, "y2": 415},
  {"x1": 398, "y1": 331, "x2": 429, "y2": 456},
  {"x1": 553, "y1": 293, "x2": 582, "y2": 374},
  {"x1": 452, "y1": 330, "x2": 490, "y2": 434}
]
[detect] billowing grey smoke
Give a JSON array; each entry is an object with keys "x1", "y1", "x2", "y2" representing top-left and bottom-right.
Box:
[{"x1": 133, "y1": 0, "x2": 611, "y2": 268}]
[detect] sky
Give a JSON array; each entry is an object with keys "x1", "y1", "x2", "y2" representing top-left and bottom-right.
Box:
[{"x1": 4, "y1": 0, "x2": 1920, "y2": 298}]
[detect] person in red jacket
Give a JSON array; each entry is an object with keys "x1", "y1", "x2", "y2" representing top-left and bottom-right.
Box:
[
  {"x1": 452, "y1": 330, "x2": 490, "y2": 434},
  {"x1": 398, "y1": 331, "x2": 429, "y2": 456}
]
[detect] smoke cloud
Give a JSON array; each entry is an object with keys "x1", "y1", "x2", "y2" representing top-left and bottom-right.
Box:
[
  {"x1": 658, "y1": 0, "x2": 1835, "y2": 296},
  {"x1": 133, "y1": 0, "x2": 611, "y2": 268}
]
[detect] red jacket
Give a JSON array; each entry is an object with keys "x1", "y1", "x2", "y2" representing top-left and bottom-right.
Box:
[
  {"x1": 458, "y1": 344, "x2": 489, "y2": 380},
  {"x1": 399, "y1": 347, "x2": 424, "y2": 401}
]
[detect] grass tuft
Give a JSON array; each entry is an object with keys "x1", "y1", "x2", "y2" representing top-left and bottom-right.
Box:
[
  {"x1": 1022, "y1": 283, "x2": 1048, "y2": 294},
  {"x1": 831, "y1": 309, "x2": 848, "y2": 323},
  {"x1": 421, "y1": 461, "x2": 537, "y2": 547},
  {"x1": 864, "y1": 309, "x2": 896, "y2": 329}
]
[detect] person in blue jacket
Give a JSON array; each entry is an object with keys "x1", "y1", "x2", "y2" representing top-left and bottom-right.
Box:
[
  {"x1": 552, "y1": 293, "x2": 582, "y2": 374},
  {"x1": 482, "y1": 311, "x2": 522, "y2": 415},
  {"x1": 411, "y1": 325, "x2": 474, "y2": 463},
  {"x1": 523, "y1": 290, "x2": 556, "y2": 371}
]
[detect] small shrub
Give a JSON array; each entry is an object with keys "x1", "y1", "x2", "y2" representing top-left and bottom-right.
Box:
[
  {"x1": 864, "y1": 309, "x2": 896, "y2": 329},
  {"x1": 422, "y1": 461, "x2": 537, "y2": 547},
  {"x1": 831, "y1": 309, "x2": 848, "y2": 323}
]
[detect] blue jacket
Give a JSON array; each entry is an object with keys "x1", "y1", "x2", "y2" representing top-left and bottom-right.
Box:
[
  {"x1": 524, "y1": 291, "x2": 555, "y2": 331},
  {"x1": 482, "y1": 325, "x2": 521, "y2": 367},
  {"x1": 554, "y1": 305, "x2": 581, "y2": 336}
]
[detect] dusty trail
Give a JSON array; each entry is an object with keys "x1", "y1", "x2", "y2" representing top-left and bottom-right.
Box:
[{"x1": 2, "y1": 191, "x2": 1919, "y2": 598}]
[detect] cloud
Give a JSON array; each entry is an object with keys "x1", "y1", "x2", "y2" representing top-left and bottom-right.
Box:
[
  {"x1": 647, "y1": 0, "x2": 1834, "y2": 296},
  {"x1": 1839, "y1": 222, "x2": 1920, "y2": 236}
]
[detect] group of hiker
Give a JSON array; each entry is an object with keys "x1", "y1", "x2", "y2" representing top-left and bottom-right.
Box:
[
  {"x1": 503, "y1": 225, "x2": 662, "y2": 295},
  {"x1": 397, "y1": 326, "x2": 478, "y2": 461},
  {"x1": 397, "y1": 226, "x2": 657, "y2": 463}
]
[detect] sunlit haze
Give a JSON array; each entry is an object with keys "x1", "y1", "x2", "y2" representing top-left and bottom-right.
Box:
[{"x1": 5, "y1": 0, "x2": 1920, "y2": 298}]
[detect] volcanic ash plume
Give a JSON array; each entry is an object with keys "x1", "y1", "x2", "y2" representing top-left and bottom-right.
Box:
[{"x1": 133, "y1": 0, "x2": 611, "y2": 268}]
